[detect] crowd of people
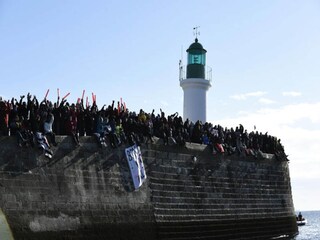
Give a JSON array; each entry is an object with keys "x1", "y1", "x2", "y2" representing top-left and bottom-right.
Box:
[{"x1": 0, "y1": 93, "x2": 287, "y2": 160}]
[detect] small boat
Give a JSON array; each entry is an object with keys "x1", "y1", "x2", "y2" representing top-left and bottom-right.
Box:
[
  {"x1": 297, "y1": 218, "x2": 307, "y2": 226},
  {"x1": 296, "y1": 212, "x2": 307, "y2": 226}
]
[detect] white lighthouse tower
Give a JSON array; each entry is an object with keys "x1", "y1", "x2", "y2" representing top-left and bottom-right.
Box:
[{"x1": 179, "y1": 36, "x2": 212, "y2": 123}]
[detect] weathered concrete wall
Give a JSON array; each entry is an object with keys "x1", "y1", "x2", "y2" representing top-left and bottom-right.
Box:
[
  {"x1": 0, "y1": 136, "x2": 156, "y2": 240},
  {"x1": 144, "y1": 143, "x2": 297, "y2": 239},
  {"x1": 0, "y1": 136, "x2": 297, "y2": 239}
]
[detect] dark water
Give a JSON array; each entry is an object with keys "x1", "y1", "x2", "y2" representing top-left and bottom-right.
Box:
[{"x1": 291, "y1": 211, "x2": 320, "y2": 240}]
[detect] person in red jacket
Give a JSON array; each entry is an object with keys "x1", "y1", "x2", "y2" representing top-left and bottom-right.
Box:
[{"x1": 65, "y1": 104, "x2": 80, "y2": 146}]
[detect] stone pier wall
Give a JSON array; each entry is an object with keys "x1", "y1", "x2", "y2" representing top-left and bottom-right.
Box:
[
  {"x1": 144, "y1": 144, "x2": 297, "y2": 239},
  {"x1": 0, "y1": 136, "x2": 297, "y2": 239}
]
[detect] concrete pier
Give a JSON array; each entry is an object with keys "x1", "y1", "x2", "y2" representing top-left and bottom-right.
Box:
[{"x1": 0, "y1": 136, "x2": 298, "y2": 239}]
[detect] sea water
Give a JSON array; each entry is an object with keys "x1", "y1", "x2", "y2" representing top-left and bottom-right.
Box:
[{"x1": 291, "y1": 210, "x2": 320, "y2": 240}]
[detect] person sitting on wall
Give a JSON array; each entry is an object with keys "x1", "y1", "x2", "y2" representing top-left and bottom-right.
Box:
[
  {"x1": 65, "y1": 104, "x2": 80, "y2": 146},
  {"x1": 94, "y1": 113, "x2": 110, "y2": 147},
  {"x1": 44, "y1": 112, "x2": 57, "y2": 146},
  {"x1": 122, "y1": 116, "x2": 141, "y2": 146},
  {"x1": 9, "y1": 114, "x2": 22, "y2": 138},
  {"x1": 175, "y1": 128, "x2": 186, "y2": 146},
  {"x1": 35, "y1": 131, "x2": 53, "y2": 159},
  {"x1": 17, "y1": 119, "x2": 34, "y2": 147},
  {"x1": 115, "y1": 118, "x2": 126, "y2": 146},
  {"x1": 107, "y1": 115, "x2": 120, "y2": 148},
  {"x1": 143, "y1": 114, "x2": 154, "y2": 144},
  {"x1": 191, "y1": 121, "x2": 203, "y2": 144}
]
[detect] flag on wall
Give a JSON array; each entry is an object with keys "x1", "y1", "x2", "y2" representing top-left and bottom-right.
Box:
[{"x1": 125, "y1": 145, "x2": 147, "y2": 189}]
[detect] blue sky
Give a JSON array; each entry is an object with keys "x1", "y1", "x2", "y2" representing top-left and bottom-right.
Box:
[{"x1": 1, "y1": 0, "x2": 320, "y2": 210}]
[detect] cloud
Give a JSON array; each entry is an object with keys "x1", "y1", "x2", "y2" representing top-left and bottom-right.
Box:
[
  {"x1": 230, "y1": 91, "x2": 267, "y2": 100},
  {"x1": 258, "y1": 98, "x2": 276, "y2": 104},
  {"x1": 282, "y1": 91, "x2": 302, "y2": 97},
  {"x1": 216, "y1": 102, "x2": 320, "y2": 129}
]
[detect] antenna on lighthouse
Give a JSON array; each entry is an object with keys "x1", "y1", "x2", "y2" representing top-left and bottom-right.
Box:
[
  {"x1": 179, "y1": 45, "x2": 184, "y2": 80},
  {"x1": 193, "y1": 26, "x2": 200, "y2": 39},
  {"x1": 181, "y1": 45, "x2": 183, "y2": 62}
]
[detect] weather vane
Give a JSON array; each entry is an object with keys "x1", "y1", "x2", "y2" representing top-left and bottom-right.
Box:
[{"x1": 193, "y1": 26, "x2": 200, "y2": 38}]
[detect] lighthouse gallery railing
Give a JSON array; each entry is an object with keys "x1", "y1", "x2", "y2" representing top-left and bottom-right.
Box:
[{"x1": 179, "y1": 65, "x2": 212, "y2": 82}]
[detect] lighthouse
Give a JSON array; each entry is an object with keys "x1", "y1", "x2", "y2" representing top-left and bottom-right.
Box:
[{"x1": 179, "y1": 37, "x2": 212, "y2": 123}]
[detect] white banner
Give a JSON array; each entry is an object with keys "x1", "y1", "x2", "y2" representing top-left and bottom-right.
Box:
[{"x1": 125, "y1": 145, "x2": 147, "y2": 189}]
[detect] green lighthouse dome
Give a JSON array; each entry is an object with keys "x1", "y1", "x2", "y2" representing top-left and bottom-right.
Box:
[
  {"x1": 187, "y1": 38, "x2": 206, "y2": 52},
  {"x1": 186, "y1": 38, "x2": 207, "y2": 78}
]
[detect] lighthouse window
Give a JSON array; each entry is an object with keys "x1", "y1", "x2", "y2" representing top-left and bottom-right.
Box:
[
  {"x1": 188, "y1": 54, "x2": 205, "y2": 65},
  {"x1": 193, "y1": 56, "x2": 199, "y2": 63}
]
